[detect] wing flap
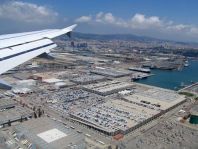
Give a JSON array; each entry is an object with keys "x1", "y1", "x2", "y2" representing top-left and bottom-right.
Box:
[
  {"x1": 0, "y1": 39, "x2": 56, "y2": 74},
  {"x1": 0, "y1": 39, "x2": 54, "y2": 59}
]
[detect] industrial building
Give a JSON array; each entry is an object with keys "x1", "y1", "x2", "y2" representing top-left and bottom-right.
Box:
[
  {"x1": 0, "y1": 117, "x2": 85, "y2": 149},
  {"x1": 123, "y1": 88, "x2": 186, "y2": 112},
  {"x1": 54, "y1": 81, "x2": 74, "y2": 89},
  {"x1": 189, "y1": 104, "x2": 198, "y2": 124},
  {"x1": 13, "y1": 117, "x2": 85, "y2": 149},
  {"x1": 42, "y1": 78, "x2": 75, "y2": 89},
  {"x1": 43, "y1": 78, "x2": 63, "y2": 84},
  {"x1": 179, "y1": 82, "x2": 198, "y2": 95},
  {"x1": 12, "y1": 87, "x2": 33, "y2": 94},
  {"x1": 15, "y1": 79, "x2": 37, "y2": 87},
  {"x1": 0, "y1": 105, "x2": 33, "y2": 127},
  {"x1": 0, "y1": 98, "x2": 16, "y2": 110},
  {"x1": 10, "y1": 79, "x2": 37, "y2": 95},
  {"x1": 90, "y1": 67, "x2": 131, "y2": 78},
  {"x1": 70, "y1": 74, "x2": 106, "y2": 85},
  {"x1": 82, "y1": 80, "x2": 134, "y2": 96},
  {"x1": 0, "y1": 80, "x2": 12, "y2": 90}
]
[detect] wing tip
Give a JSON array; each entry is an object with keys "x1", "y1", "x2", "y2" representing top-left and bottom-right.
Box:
[{"x1": 63, "y1": 24, "x2": 77, "y2": 32}]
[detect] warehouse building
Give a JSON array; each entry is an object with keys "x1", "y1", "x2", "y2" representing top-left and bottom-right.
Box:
[
  {"x1": 70, "y1": 74, "x2": 106, "y2": 85},
  {"x1": 0, "y1": 100, "x2": 33, "y2": 127},
  {"x1": 123, "y1": 88, "x2": 186, "y2": 112},
  {"x1": 14, "y1": 117, "x2": 86, "y2": 149},
  {"x1": 90, "y1": 67, "x2": 131, "y2": 78},
  {"x1": 82, "y1": 80, "x2": 134, "y2": 96}
]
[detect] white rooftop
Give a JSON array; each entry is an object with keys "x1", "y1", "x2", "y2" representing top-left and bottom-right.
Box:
[
  {"x1": 37, "y1": 128, "x2": 67, "y2": 143},
  {"x1": 43, "y1": 78, "x2": 62, "y2": 83}
]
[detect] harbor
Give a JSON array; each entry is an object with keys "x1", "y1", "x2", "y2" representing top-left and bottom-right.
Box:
[{"x1": 136, "y1": 60, "x2": 198, "y2": 90}]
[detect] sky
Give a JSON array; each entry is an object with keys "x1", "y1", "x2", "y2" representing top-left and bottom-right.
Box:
[{"x1": 0, "y1": 0, "x2": 198, "y2": 42}]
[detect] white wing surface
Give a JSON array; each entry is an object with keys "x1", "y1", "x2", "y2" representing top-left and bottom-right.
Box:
[{"x1": 0, "y1": 24, "x2": 77, "y2": 75}]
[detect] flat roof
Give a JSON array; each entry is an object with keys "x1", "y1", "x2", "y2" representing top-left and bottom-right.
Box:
[
  {"x1": 83, "y1": 80, "x2": 133, "y2": 95},
  {"x1": 190, "y1": 104, "x2": 198, "y2": 115},
  {"x1": 123, "y1": 88, "x2": 186, "y2": 111},
  {"x1": 37, "y1": 128, "x2": 67, "y2": 143},
  {"x1": 43, "y1": 78, "x2": 62, "y2": 83},
  {"x1": 0, "y1": 105, "x2": 33, "y2": 125},
  {"x1": 15, "y1": 117, "x2": 85, "y2": 149},
  {"x1": 0, "y1": 98, "x2": 16, "y2": 110},
  {"x1": 70, "y1": 74, "x2": 106, "y2": 84},
  {"x1": 90, "y1": 68, "x2": 131, "y2": 77},
  {"x1": 180, "y1": 82, "x2": 198, "y2": 95}
]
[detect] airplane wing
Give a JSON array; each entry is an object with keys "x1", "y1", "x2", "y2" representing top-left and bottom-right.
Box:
[{"x1": 0, "y1": 24, "x2": 77, "y2": 75}]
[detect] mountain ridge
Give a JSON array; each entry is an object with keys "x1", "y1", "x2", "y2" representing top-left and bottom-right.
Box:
[{"x1": 72, "y1": 32, "x2": 198, "y2": 46}]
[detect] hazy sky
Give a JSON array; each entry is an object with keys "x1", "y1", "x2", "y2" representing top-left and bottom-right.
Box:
[{"x1": 0, "y1": 0, "x2": 198, "y2": 42}]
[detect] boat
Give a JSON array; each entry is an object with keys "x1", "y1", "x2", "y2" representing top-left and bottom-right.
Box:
[
  {"x1": 131, "y1": 74, "x2": 148, "y2": 81},
  {"x1": 184, "y1": 60, "x2": 189, "y2": 67},
  {"x1": 129, "y1": 67, "x2": 151, "y2": 73},
  {"x1": 184, "y1": 63, "x2": 189, "y2": 67}
]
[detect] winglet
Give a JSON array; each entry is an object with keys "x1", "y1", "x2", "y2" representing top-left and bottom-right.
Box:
[{"x1": 62, "y1": 24, "x2": 77, "y2": 32}]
